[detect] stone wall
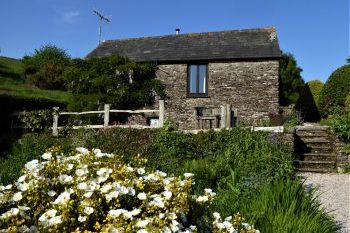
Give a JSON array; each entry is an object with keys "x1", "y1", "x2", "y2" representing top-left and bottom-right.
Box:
[{"x1": 155, "y1": 60, "x2": 279, "y2": 130}]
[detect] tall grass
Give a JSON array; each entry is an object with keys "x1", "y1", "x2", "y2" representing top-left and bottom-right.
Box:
[{"x1": 215, "y1": 178, "x2": 339, "y2": 233}]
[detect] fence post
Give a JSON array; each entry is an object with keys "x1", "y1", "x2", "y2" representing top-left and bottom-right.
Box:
[
  {"x1": 52, "y1": 107, "x2": 59, "y2": 136},
  {"x1": 226, "y1": 104, "x2": 231, "y2": 128},
  {"x1": 159, "y1": 100, "x2": 165, "y2": 127},
  {"x1": 104, "y1": 104, "x2": 110, "y2": 127},
  {"x1": 220, "y1": 105, "x2": 226, "y2": 128}
]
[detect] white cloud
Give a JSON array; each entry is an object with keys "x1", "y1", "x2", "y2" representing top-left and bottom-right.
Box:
[{"x1": 61, "y1": 11, "x2": 80, "y2": 23}]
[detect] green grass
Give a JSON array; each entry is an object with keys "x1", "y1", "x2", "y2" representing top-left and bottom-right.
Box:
[{"x1": 0, "y1": 56, "x2": 72, "y2": 104}]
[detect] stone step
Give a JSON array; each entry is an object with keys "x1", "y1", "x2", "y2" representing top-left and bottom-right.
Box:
[
  {"x1": 298, "y1": 153, "x2": 336, "y2": 161},
  {"x1": 295, "y1": 131, "x2": 330, "y2": 137},
  {"x1": 295, "y1": 167, "x2": 335, "y2": 173},
  {"x1": 298, "y1": 137, "x2": 332, "y2": 143},
  {"x1": 295, "y1": 126, "x2": 330, "y2": 132},
  {"x1": 294, "y1": 160, "x2": 336, "y2": 170}
]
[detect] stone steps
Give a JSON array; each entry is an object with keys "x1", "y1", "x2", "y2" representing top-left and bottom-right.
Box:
[
  {"x1": 298, "y1": 153, "x2": 336, "y2": 161},
  {"x1": 294, "y1": 160, "x2": 336, "y2": 171},
  {"x1": 294, "y1": 125, "x2": 335, "y2": 173}
]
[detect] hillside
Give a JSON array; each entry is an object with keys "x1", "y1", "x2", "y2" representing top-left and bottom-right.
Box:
[{"x1": 0, "y1": 56, "x2": 72, "y2": 104}]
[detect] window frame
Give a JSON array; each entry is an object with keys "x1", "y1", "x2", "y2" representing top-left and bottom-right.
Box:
[{"x1": 187, "y1": 63, "x2": 209, "y2": 98}]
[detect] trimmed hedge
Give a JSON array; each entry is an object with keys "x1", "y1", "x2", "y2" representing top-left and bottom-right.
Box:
[{"x1": 319, "y1": 65, "x2": 350, "y2": 115}]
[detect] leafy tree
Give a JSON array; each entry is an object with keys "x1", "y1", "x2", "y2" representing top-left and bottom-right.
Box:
[
  {"x1": 319, "y1": 64, "x2": 350, "y2": 116},
  {"x1": 62, "y1": 55, "x2": 164, "y2": 111},
  {"x1": 279, "y1": 51, "x2": 305, "y2": 106},
  {"x1": 307, "y1": 80, "x2": 324, "y2": 108},
  {"x1": 22, "y1": 45, "x2": 70, "y2": 90}
]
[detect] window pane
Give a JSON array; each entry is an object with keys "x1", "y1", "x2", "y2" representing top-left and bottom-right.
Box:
[
  {"x1": 189, "y1": 65, "x2": 197, "y2": 93},
  {"x1": 198, "y1": 65, "x2": 207, "y2": 93}
]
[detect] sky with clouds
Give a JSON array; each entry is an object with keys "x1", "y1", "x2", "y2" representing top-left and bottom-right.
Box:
[{"x1": 0, "y1": 0, "x2": 348, "y2": 82}]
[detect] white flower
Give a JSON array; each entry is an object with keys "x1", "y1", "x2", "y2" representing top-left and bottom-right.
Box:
[
  {"x1": 126, "y1": 166, "x2": 134, "y2": 172},
  {"x1": 196, "y1": 195, "x2": 209, "y2": 203},
  {"x1": 100, "y1": 184, "x2": 113, "y2": 193},
  {"x1": 0, "y1": 208, "x2": 19, "y2": 219},
  {"x1": 12, "y1": 192, "x2": 23, "y2": 202},
  {"x1": 77, "y1": 182, "x2": 88, "y2": 190},
  {"x1": 66, "y1": 163, "x2": 74, "y2": 170},
  {"x1": 48, "y1": 215, "x2": 62, "y2": 226},
  {"x1": 213, "y1": 212, "x2": 221, "y2": 220},
  {"x1": 17, "y1": 175, "x2": 27, "y2": 183},
  {"x1": 136, "y1": 219, "x2": 149, "y2": 228},
  {"x1": 108, "y1": 209, "x2": 127, "y2": 218},
  {"x1": 123, "y1": 211, "x2": 133, "y2": 220},
  {"x1": 75, "y1": 169, "x2": 87, "y2": 177},
  {"x1": 137, "y1": 229, "x2": 148, "y2": 233},
  {"x1": 58, "y1": 175, "x2": 73, "y2": 184},
  {"x1": 105, "y1": 191, "x2": 119, "y2": 202},
  {"x1": 76, "y1": 147, "x2": 89, "y2": 155},
  {"x1": 184, "y1": 173, "x2": 194, "y2": 178},
  {"x1": 42, "y1": 152, "x2": 52, "y2": 160},
  {"x1": 47, "y1": 190, "x2": 57, "y2": 197},
  {"x1": 17, "y1": 183, "x2": 29, "y2": 192},
  {"x1": 24, "y1": 160, "x2": 41, "y2": 172},
  {"x1": 83, "y1": 206, "x2": 94, "y2": 215},
  {"x1": 137, "y1": 168, "x2": 145, "y2": 175},
  {"x1": 78, "y1": 215, "x2": 87, "y2": 222},
  {"x1": 84, "y1": 192, "x2": 93, "y2": 198},
  {"x1": 162, "y1": 190, "x2": 172, "y2": 200},
  {"x1": 53, "y1": 191, "x2": 70, "y2": 205},
  {"x1": 137, "y1": 192, "x2": 147, "y2": 200},
  {"x1": 131, "y1": 208, "x2": 141, "y2": 216},
  {"x1": 5, "y1": 184, "x2": 12, "y2": 190}
]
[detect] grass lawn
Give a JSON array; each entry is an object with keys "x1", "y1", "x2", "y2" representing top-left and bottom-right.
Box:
[{"x1": 0, "y1": 56, "x2": 72, "y2": 104}]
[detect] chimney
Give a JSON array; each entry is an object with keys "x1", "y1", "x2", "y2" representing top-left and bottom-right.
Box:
[{"x1": 175, "y1": 28, "x2": 180, "y2": 35}]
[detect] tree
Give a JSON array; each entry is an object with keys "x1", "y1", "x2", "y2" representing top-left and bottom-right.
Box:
[
  {"x1": 319, "y1": 64, "x2": 350, "y2": 116},
  {"x1": 22, "y1": 45, "x2": 70, "y2": 90},
  {"x1": 279, "y1": 51, "x2": 305, "y2": 106},
  {"x1": 62, "y1": 55, "x2": 164, "y2": 111}
]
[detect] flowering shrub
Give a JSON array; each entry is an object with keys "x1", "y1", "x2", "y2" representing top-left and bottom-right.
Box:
[{"x1": 0, "y1": 147, "x2": 258, "y2": 233}]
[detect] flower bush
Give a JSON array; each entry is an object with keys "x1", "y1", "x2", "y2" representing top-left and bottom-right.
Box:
[{"x1": 0, "y1": 147, "x2": 258, "y2": 233}]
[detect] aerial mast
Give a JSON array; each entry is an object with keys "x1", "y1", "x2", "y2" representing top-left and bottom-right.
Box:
[{"x1": 93, "y1": 9, "x2": 111, "y2": 45}]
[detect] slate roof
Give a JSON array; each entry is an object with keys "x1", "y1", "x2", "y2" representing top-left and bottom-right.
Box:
[{"x1": 86, "y1": 27, "x2": 281, "y2": 62}]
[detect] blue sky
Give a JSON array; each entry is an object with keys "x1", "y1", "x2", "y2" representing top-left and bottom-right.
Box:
[{"x1": 0, "y1": 0, "x2": 348, "y2": 82}]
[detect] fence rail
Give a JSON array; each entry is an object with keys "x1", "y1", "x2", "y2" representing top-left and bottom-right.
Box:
[{"x1": 51, "y1": 100, "x2": 164, "y2": 136}]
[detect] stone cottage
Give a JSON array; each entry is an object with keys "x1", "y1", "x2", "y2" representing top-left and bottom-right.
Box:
[{"x1": 87, "y1": 27, "x2": 281, "y2": 129}]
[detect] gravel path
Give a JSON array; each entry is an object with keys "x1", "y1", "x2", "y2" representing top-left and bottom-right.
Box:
[{"x1": 298, "y1": 173, "x2": 350, "y2": 233}]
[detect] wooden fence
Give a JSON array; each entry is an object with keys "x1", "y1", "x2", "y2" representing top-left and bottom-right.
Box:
[{"x1": 52, "y1": 100, "x2": 165, "y2": 136}]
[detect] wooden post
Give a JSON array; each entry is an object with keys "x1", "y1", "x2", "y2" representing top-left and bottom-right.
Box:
[
  {"x1": 158, "y1": 100, "x2": 165, "y2": 127},
  {"x1": 226, "y1": 104, "x2": 231, "y2": 128},
  {"x1": 104, "y1": 104, "x2": 110, "y2": 127},
  {"x1": 220, "y1": 105, "x2": 226, "y2": 128},
  {"x1": 52, "y1": 107, "x2": 59, "y2": 136}
]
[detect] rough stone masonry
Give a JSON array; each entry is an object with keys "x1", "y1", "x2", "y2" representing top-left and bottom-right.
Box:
[{"x1": 156, "y1": 61, "x2": 279, "y2": 129}]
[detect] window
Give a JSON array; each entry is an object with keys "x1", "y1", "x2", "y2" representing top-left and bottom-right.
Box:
[{"x1": 187, "y1": 64, "x2": 208, "y2": 97}]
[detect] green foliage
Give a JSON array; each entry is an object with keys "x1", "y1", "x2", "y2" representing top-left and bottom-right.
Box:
[
  {"x1": 0, "y1": 128, "x2": 338, "y2": 232},
  {"x1": 0, "y1": 56, "x2": 24, "y2": 80},
  {"x1": 23, "y1": 45, "x2": 70, "y2": 90},
  {"x1": 319, "y1": 65, "x2": 350, "y2": 116},
  {"x1": 295, "y1": 82, "x2": 321, "y2": 122},
  {"x1": 18, "y1": 109, "x2": 53, "y2": 132},
  {"x1": 330, "y1": 110, "x2": 350, "y2": 143},
  {"x1": 345, "y1": 92, "x2": 350, "y2": 110},
  {"x1": 307, "y1": 80, "x2": 324, "y2": 107},
  {"x1": 62, "y1": 56, "x2": 164, "y2": 111},
  {"x1": 214, "y1": 178, "x2": 339, "y2": 233},
  {"x1": 279, "y1": 51, "x2": 305, "y2": 106}
]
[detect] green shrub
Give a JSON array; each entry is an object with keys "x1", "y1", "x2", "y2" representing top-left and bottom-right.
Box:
[
  {"x1": 345, "y1": 92, "x2": 350, "y2": 110},
  {"x1": 330, "y1": 110, "x2": 350, "y2": 143},
  {"x1": 307, "y1": 80, "x2": 324, "y2": 107},
  {"x1": 214, "y1": 178, "x2": 339, "y2": 233},
  {"x1": 319, "y1": 65, "x2": 350, "y2": 116}
]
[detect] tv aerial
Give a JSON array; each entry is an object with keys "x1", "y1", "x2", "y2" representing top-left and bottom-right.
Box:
[{"x1": 93, "y1": 9, "x2": 111, "y2": 45}]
